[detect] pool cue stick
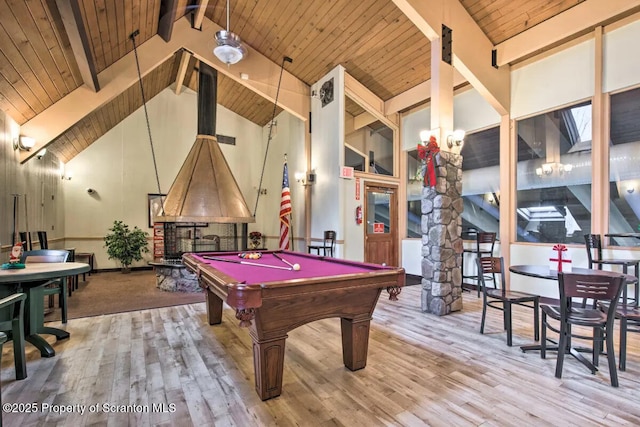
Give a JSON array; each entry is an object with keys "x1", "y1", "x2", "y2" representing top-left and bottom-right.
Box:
[
  {"x1": 272, "y1": 252, "x2": 295, "y2": 269},
  {"x1": 202, "y1": 256, "x2": 292, "y2": 271}
]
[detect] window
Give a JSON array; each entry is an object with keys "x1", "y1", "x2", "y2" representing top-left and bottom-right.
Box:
[
  {"x1": 608, "y1": 87, "x2": 640, "y2": 246},
  {"x1": 406, "y1": 149, "x2": 421, "y2": 237},
  {"x1": 460, "y1": 126, "x2": 500, "y2": 237},
  {"x1": 515, "y1": 101, "x2": 592, "y2": 243}
]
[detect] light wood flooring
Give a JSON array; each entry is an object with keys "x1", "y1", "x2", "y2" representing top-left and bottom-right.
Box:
[{"x1": 2, "y1": 285, "x2": 640, "y2": 426}]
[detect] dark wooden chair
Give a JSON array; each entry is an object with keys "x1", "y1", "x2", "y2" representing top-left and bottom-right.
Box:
[
  {"x1": 308, "y1": 230, "x2": 336, "y2": 257},
  {"x1": 605, "y1": 304, "x2": 640, "y2": 371},
  {"x1": 463, "y1": 232, "x2": 497, "y2": 297},
  {"x1": 476, "y1": 257, "x2": 539, "y2": 346},
  {"x1": 18, "y1": 231, "x2": 32, "y2": 250},
  {"x1": 585, "y1": 233, "x2": 639, "y2": 306},
  {"x1": 37, "y1": 231, "x2": 48, "y2": 249},
  {"x1": 541, "y1": 272, "x2": 625, "y2": 387},
  {"x1": 0, "y1": 293, "x2": 27, "y2": 381},
  {"x1": 20, "y1": 250, "x2": 70, "y2": 324}
]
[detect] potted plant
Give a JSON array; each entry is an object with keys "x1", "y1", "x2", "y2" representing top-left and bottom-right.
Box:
[
  {"x1": 249, "y1": 231, "x2": 263, "y2": 249},
  {"x1": 104, "y1": 220, "x2": 150, "y2": 272}
]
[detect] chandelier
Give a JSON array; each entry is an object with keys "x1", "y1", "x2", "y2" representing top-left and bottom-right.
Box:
[
  {"x1": 213, "y1": 0, "x2": 246, "y2": 65},
  {"x1": 535, "y1": 162, "x2": 573, "y2": 177}
]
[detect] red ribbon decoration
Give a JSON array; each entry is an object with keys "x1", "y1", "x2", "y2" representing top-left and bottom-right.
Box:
[
  {"x1": 550, "y1": 244, "x2": 571, "y2": 272},
  {"x1": 417, "y1": 136, "x2": 440, "y2": 187}
]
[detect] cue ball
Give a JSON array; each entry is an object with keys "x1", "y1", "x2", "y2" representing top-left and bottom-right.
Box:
[
  {"x1": 293, "y1": 263, "x2": 301, "y2": 271},
  {"x1": 382, "y1": 263, "x2": 387, "y2": 266}
]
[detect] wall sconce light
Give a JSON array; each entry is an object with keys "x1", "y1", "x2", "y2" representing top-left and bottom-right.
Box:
[
  {"x1": 35, "y1": 148, "x2": 46, "y2": 160},
  {"x1": 295, "y1": 171, "x2": 315, "y2": 186},
  {"x1": 13, "y1": 135, "x2": 36, "y2": 151},
  {"x1": 446, "y1": 129, "x2": 465, "y2": 148}
]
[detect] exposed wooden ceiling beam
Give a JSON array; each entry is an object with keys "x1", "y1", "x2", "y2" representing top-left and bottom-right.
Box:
[
  {"x1": 384, "y1": 69, "x2": 466, "y2": 115},
  {"x1": 392, "y1": 0, "x2": 509, "y2": 116},
  {"x1": 174, "y1": 49, "x2": 192, "y2": 95},
  {"x1": 55, "y1": 0, "x2": 99, "y2": 92},
  {"x1": 495, "y1": 0, "x2": 640, "y2": 67},
  {"x1": 192, "y1": 0, "x2": 210, "y2": 30},
  {"x1": 345, "y1": 72, "x2": 398, "y2": 130},
  {"x1": 19, "y1": 16, "x2": 309, "y2": 163},
  {"x1": 158, "y1": 0, "x2": 179, "y2": 42}
]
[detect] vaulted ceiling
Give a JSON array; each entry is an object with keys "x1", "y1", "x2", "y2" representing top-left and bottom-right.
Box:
[{"x1": 1, "y1": 0, "x2": 638, "y2": 164}]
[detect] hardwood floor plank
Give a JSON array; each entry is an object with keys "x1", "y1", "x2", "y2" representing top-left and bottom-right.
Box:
[{"x1": 3, "y1": 284, "x2": 640, "y2": 426}]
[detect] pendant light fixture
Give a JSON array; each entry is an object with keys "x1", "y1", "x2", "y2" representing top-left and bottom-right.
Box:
[{"x1": 214, "y1": 0, "x2": 246, "y2": 65}]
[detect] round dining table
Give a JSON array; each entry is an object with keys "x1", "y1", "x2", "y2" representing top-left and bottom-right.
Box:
[{"x1": 0, "y1": 262, "x2": 90, "y2": 358}]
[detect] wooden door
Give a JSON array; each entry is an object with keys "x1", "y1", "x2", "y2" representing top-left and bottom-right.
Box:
[{"x1": 364, "y1": 184, "x2": 398, "y2": 266}]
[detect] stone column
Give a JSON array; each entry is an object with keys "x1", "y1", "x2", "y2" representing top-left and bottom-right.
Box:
[{"x1": 421, "y1": 151, "x2": 464, "y2": 315}]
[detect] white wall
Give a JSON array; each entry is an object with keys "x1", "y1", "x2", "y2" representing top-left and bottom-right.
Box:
[
  {"x1": 511, "y1": 39, "x2": 595, "y2": 119},
  {"x1": 0, "y1": 110, "x2": 65, "y2": 260},
  {"x1": 604, "y1": 20, "x2": 640, "y2": 93},
  {"x1": 64, "y1": 87, "x2": 266, "y2": 269},
  {"x1": 253, "y1": 110, "x2": 306, "y2": 250},
  {"x1": 310, "y1": 65, "x2": 346, "y2": 258}
]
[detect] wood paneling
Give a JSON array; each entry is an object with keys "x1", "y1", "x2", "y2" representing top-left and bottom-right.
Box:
[
  {"x1": 0, "y1": 0, "x2": 634, "y2": 163},
  {"x1": 47, "y1": 53, "x2": 178, "y2": 163},
  {"x1": 461, "y1": 0, "x2": 585, "y2": 44}
]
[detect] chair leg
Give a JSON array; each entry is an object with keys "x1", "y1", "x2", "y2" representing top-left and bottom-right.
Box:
[
  {"x1": 619, "y1": 318, "x2": 627, "y2": 371},
  {"x1": 541, "y1": 311, "x2": 547, "y2": 359},
  {"x1": 480, "y1": 295, "x2": 488, "y2": 335},
  {"x1": 60, "y1": 279, "x2": 68, "y2": 324},
  {"x1": 11, "y1": 317, "x2": 27, "y2": 380},
  {"x1": 555, "y1": 323, "x2": 569, "y2": 379},
  {"x1": 533, "y1": 299, "x2": 540, "y2": 341},
  {"x1": 606, "y1": 324, "x2": 619, "y2": 387},
  {"x1": 505, "y1": 302, "x2": 513, "y2": 347},
  {"x1": 593, "y1": 327, "x2": 600, "y2": 367}
]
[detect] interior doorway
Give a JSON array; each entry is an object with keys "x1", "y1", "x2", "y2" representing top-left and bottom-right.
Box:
[{"x1": 364, "y1": 183, "x2": 398, "y2": 266}]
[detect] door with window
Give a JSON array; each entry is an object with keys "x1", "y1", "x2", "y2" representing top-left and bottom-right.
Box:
[{"x1": 364, "y1": 184, "x2": 398, "y2": 266}]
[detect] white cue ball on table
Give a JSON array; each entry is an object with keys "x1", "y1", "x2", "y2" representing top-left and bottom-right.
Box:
[{"x1": 293, "y1": 263, "x2": 301, "y2": 271}]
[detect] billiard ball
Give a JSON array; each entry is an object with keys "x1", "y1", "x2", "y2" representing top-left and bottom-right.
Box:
[{"x1": 293, "y1": 263, "x2": 301, "y2": 271}]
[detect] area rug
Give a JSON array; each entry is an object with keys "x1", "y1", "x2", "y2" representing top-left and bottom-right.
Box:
[{"x1": 44, "y1": 269, "x2": 205, "y2": 322}]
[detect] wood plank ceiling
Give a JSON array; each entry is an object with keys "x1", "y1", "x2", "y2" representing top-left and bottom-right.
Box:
[{"x1": 0, "y1": 0, "x2": 621, "y2": 163}]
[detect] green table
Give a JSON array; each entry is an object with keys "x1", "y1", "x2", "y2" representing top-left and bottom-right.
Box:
[{"x1": 0, "y1": 262, "x2": 90, "y2": 357}]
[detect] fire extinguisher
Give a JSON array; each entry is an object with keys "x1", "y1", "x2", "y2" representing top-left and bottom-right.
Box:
[{"x1": 355, "y1": 205, "x2": 363, "y2": 225}]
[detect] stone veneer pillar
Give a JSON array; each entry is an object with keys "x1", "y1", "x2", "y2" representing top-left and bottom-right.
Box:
[{"x1": 421, "y1": 151, "x2": 464, "y2": 316}]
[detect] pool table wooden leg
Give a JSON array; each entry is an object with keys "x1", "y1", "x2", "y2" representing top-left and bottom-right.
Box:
[
  {"x1": 251, "y1": 335, "x2": 287, "y2": 401},
  {"x1": 204, "y1": 288, "x2": 223, "y2": 325},
  {"x1": 341, "y1": 317, "x2": 371, "y2": 371}
]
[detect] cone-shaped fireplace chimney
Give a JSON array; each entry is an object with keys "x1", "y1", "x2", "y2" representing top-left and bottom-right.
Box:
[{"x1": 154, "y1": 62, "x2": 254, "y2": 224}]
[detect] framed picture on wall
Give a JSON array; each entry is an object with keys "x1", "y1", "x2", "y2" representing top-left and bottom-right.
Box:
[{"x1": 148, "y1": 193, "x2": 166, "y2": 228}]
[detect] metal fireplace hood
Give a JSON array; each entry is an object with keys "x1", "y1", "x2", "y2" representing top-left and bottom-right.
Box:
[{"x1": 154, "y1": 61, "x2": 255, "y2": 224}]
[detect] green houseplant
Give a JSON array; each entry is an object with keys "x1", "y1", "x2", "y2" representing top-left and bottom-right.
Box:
[{"x1": 104, "y1": 220, "x2": 150, "y2": 272}]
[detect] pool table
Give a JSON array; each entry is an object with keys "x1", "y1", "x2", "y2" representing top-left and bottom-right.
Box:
[{"x1": 183, "y1": 250, "x2": 405, "y2": 400}]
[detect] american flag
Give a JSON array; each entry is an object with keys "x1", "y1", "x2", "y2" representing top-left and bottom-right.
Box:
[{"x1": 279, "y1": 160, "x2": 292, "y2": 250}]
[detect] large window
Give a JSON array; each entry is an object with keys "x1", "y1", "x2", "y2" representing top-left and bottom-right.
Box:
[
  {"x1": 406, "y1": 149, "x2": 421, "y2": 237},
  {"x1": 460, "y1": 126, "x2": 500, "y2": 237},
  {"x1": 516, "y1": 102, "x2": 592, "y2": 243},
  {"x1": 608, "y1": 87, "x2": 640, "y2": 246}
]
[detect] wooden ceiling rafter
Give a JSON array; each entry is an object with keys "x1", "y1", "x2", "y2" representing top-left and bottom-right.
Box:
[{"x1": 55, "y1": 0, "x2": 99, "y2": 92}]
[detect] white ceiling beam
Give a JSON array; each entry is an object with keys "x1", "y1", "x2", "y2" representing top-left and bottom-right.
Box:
[
  {"x1": 174, "y1": 49, "x2": 192, "y2": 95},
  {"x1": 392, "y1": 0, "x2": 510, "y2": 115},
  {"x1": 192, "y1": 0, "x2": 210, "y2": 30},
  {"x1": 384, "y1": 69, "x2": 466, "y2": 115},
  {"x1": 19, "y1": 16, "x2": 309, "y2": 163},
  {"x1": 495, "y1": 0, "x2": 640, "y2": 66},
  {"x1": 55, "y1": 0, "x2": 99, "y2": 92}
]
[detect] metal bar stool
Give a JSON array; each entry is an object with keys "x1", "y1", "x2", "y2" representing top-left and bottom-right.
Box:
[{"x1": 461, "y1": 231, "x2": 497, "y2": 297}]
